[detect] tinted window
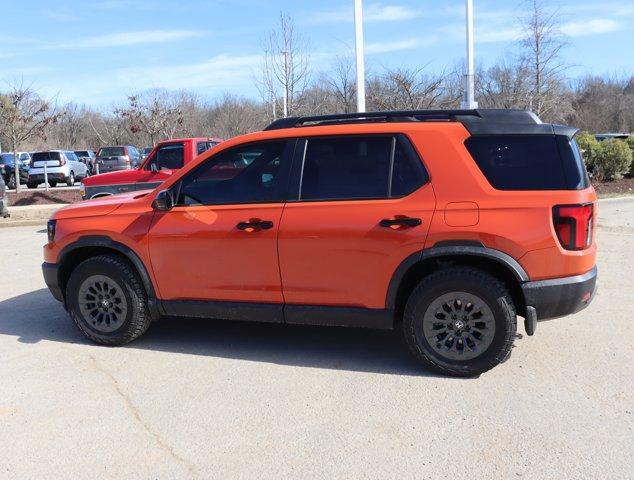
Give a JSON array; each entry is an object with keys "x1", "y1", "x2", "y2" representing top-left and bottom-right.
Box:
[
  {"x1": 65, "y1": 152, "x2": 78, "y2": 162},
  {"x1": 299, "y1": 136, "x2": 427, "y2": 201},
  {"x1": 155, "y1": 144, "x2": 184, "y2": 170},
  {"x1": 559, "y1": 137, "x2": 590, "y2": 189},
  {"x1": 177, "y1": 141, "x2": 289, "y2": 206},
  {"x1": 32, "y1": 152, "x2": 61, "y2": 162},
  {"x1": 98, "y1": 147, "x2": 125, "y2": 157},
  {"x1": 465, "y1": 135, "x2": 574, "y2": 190},
  {"x1": 74, "y1": 151, "x2": 89, "y2": 157},
  {"x1": 391, "y1": 139, "x2": 428, "y2": 197},
  {"x1": 301, "y1": 136, "x2": 392, "y2": 200}
]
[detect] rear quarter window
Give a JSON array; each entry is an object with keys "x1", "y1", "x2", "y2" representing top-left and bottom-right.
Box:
[{"x1": 464, "y1": 135, "x2": 589, "y2": 190}]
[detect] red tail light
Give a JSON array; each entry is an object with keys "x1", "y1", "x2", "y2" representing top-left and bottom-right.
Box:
[
  {"x1": 59, "y1": 157, "x2": 66, "y2": 166},
  {"x1": 553, "y1": 204, "x2": 594, "y2": 251}
]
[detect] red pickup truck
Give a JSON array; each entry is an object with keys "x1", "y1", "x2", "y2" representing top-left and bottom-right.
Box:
[{"x1": 80, "y1": 137, "x2": 222, "y2": 199}]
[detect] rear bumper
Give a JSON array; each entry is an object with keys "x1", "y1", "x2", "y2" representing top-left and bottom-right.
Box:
[
  {"x1": 42, "y1": 262, "x2": 64, "y2": 303},
  {"x1": 29, "y1": 172, "x2": 67, "y2": 182},
  {"x1": 522, "y1": 266, "x2": 597, "y2": 321}
]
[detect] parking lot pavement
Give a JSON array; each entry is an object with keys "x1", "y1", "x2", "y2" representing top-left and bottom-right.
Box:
[{"x1": 1, "y1": 201, "x2": 633, "y2": 480}]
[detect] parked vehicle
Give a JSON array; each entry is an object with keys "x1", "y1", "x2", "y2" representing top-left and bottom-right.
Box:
[
  {"x1": 28, "y1": 150, "x2": 89, "y2": 188},
  {"x1": 17, "y1": 152, "x2": 32, "y2": 167},
  {"x1": 80, "y1": 137, "x2": 222, "y2": 199},
  {"x1": 75, "y1": 150, "x2": 96, "y2": 174},
  {"x1": 94, "y1": 146, "x2": 141, "y2": 173},
  {"x1": 43, "y1": 109, "x2": 597, "y2": 377},
  {"x1": 141, "y1": 147, "x2": 153, "y2": 162},
  {"x1": 0, "y1": 167, "x2": 8, "y2": 217},
  {"x1": 0, "y1": 153, "x2": 29, "y2": 189}
]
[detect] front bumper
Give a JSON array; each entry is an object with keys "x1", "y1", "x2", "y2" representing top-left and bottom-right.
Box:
[
  {"x1": 522, "y1": 266, "x2": 597, "y2": 321},
  {"x1": 42, "y1": 262, "x2": 64, "y2": 303}
]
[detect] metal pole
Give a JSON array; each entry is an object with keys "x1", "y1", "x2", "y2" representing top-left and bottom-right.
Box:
[
  {"x1": 461, "y1": 0, "x2": 478, "y2": 109},
  {"x1": 281, "y1": 51, "x2": 289, "y2": 118},
  {"x1": 354, "y1": 0, "x2": 366, "y2": 113}
]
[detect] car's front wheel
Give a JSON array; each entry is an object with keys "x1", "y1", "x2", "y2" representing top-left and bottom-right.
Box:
[
  {"x1": 7, "y1": 173, "x2": 16, "y2": 190},
  {"x1": 66, "y1": 254, "x2": 152, "y2": 345},
  {"x1": 402, "y1": 267, "x2": 517, "y2": 377},
  {"x1": 27, "y1": 181, "x2": 38, "y2": 189}
]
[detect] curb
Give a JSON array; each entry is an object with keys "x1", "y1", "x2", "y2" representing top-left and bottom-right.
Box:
[
  {"x1": 0, "y1": 219, "x2": 49, "y2": 228},
  {"x1": 597, "y1": 195, "x2": 634, "y2": 202}
]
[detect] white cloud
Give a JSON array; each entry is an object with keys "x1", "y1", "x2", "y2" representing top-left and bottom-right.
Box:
[
  {"x1": 366, "y1": 36, "x2": 437, "y2": 54},
  {"x1": 561, "y1": 19, "x2": 622, "y2": 37},
  {"x1": 310, "y1": 3, "x2": 422, "y2": 24},
  {"x1": 113, "y1": 54, "x2": 262, "y2": 91},
  {"x1": 48, "y1": 30, "x2": 208, "y2": 49}
]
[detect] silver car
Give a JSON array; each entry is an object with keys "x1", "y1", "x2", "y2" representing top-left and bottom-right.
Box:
[{"x1": 95, "y1": 145, "x2": 141, "y2": 173}]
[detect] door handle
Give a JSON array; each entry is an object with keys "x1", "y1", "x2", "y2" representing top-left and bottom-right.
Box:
[
  {"x1": 380, "y1": 217, "x2": 422, "y2": 228},
  {"x1": 237, "y1": 220, "x2": 274, "y2": 231}
]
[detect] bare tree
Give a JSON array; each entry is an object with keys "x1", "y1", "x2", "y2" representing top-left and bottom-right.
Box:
[
  {"x1": 203, "y1": 94, "x2": 267, "y2": 138},
  {"x1": 477, "y1": 59, "x2": 532, "y2": 109},
  {"x1": 368, "y1": 68, "x2": 447, "y2": 111},
  {"x1": 519, "y1": 0, "x2": 568, "y2": 118},
  {"x1": 258, "y1": 12, "x2": 310, "y2": 118},
  {"x1": 324, "y1": 56, "x2": 356, "y2": 113},
  {"x1": 0, "y1": 82, "x2": 61, "y2": 192},
  {"x1": 115, "y1": 90, "x2": 184, "y2": 146}
]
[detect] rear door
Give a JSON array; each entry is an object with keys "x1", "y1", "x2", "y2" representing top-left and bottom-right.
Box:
[{"x1": 278, "y1": 134, "x2": 436, "y2": 311}]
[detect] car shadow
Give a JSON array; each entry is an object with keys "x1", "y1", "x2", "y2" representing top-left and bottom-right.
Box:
[{"x1": 0, "y1": 289, "x2": 442, "y2": 377}]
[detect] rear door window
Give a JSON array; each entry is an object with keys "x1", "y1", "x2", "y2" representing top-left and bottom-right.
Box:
[
  {"x1": 464, "y1": 135, "x2": 588, "y2": 190},
  {"x1": 32, "y1": 152, "x2": 61, "y2": 162},
  {"x1": 297, "y1": 135, "x2": 427, "y2": 201}
]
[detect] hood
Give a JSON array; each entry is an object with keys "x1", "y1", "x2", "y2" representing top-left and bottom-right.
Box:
[
  {"x1": 53, "y1": 190, "x2": 151, "y2": 219},
  {"x1": 82, "y1": 169, "x2": 141, "y2": 186}
]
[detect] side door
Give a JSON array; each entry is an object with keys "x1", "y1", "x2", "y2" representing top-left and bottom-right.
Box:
[
  {"x1": 278, "y1": 134, "x2": 436, "y2": 314},
  {"x1": 147, "y1": 139, "x2": 295, "y2": 315},
  {"x1": 65, "y1": 151, "x2": 85, "y2": 176}
]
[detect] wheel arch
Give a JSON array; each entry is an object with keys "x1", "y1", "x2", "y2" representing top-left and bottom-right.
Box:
[
  {"x1": 57, "y1": 236, "x2": 160, "y2": 319},
  {"x1": 387, "y1": 243, "x2": 528, "y2": 323}
]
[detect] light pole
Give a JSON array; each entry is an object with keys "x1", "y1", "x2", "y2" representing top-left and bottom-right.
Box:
[
  {"x1": 461, "y1": 0, "x2": 478, "y2": 109},
  {"x1": 353, "y1": 0, "x2": 366, "y2": 113},
  {"x1": 281, "y1": 50, "x2": 289, "y2": 118}
]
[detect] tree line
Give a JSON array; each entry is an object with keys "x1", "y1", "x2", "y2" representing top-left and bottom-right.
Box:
[{"x1": 1, "y1": 0, "x2": 632, "y2": 153}]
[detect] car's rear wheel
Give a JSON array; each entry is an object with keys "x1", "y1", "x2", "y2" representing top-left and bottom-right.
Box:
[
  {"x1": 66, "y1": 254, "x2": 152, "y2": 345},
  {"x1": 49, "y1": 180, "x2": 57, "y2": 188},
  {"x1": 67, "y1": 171, "x2": 75, "y2": 186},
  {"x1": 7, "y1": 173, "x2": 16, "y2": 190},
  {"x1": 401, "y1": 267, "x2": 516, "y2": 377},
  {"x1": 27, "y1": 181, "x2": 38, "y2": 189}
]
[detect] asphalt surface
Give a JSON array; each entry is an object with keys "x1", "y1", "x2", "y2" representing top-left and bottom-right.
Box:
[{"x1": 1, "y1": 198, "x2": 633, "y2": 479}]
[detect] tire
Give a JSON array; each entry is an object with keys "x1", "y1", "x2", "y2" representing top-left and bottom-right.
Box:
[
  {"x1": 8, "y1": 174, "x2": 15, "y2": 190},
  {"x1": 401, "y1": 267, "x2": 516, "y2": 377},
  {"x1": 49, "y1": 181, "x2": 57, "y2": 188},
  {"x1": 67, "y1": 171, "x2": 75, "y2": 186},
  {"x1": 66, "y1": 254, "x2": 152, "y2": 346},
  {"x1": 27, "y1": 181, "x2": 38, "y2": 189}
]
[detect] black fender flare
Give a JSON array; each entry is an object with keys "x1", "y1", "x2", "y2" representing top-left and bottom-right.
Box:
[
  {"x1": 58, "y1": 235, "x2": 160, "y2": 319},
  {"x1": 385, "y1": 243, "x2": 529, "y2": 310}
]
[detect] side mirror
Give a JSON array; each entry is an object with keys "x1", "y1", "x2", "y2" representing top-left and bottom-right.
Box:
[
  {"x1": 150, "y1": 163, "x2": 159, "y2": 173},
  {"x1": 152, "y1": 190, "x2": 174, "y2": 211}
]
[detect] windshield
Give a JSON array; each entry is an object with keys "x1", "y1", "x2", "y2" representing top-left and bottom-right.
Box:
[
  {"x1": 75, "y1": 151, "x2": 90, "y2": 157},
  {"x1": 98, "y1": 147, "x2": 125, "y2": 157},
  {"x1": 143, "y1": 147, "x2": 153, "y2": 154}
]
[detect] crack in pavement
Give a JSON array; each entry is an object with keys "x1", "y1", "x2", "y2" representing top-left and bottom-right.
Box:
[{"x1": 85, "y1": 353, "x2": 197, "y2": 477}]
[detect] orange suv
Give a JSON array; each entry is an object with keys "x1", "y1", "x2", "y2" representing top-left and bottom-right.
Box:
[{"x1": 42, "y1": 110, "x2": 597, "y2": 376}]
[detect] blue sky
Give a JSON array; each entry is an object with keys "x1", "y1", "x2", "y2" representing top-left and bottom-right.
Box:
[{"x1": 1, "y1": 0, "x2": 632, "y2": 108}]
